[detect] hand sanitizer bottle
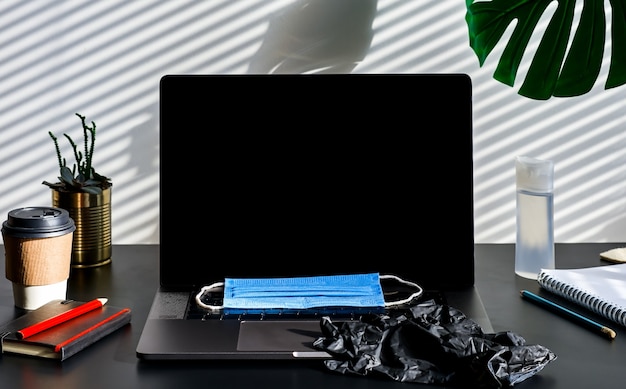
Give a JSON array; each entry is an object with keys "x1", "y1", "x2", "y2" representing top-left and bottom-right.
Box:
[{"x1": 515, "y1": 156, "x2": 554, "y2": 279}]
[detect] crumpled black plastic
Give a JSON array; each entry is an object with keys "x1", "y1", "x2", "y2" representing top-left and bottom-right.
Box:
[{"x1": 312, "y1": 300, "x2": 556, "y2": 388}]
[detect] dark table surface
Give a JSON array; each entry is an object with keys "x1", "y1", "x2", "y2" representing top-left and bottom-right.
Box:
[{"x1": 0, "y1": 243, "x2": 624, "y2": 389}]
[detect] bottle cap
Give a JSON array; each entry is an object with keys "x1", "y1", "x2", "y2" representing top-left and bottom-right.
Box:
[{"x1": 515, "y1": 156, "x2": 554, "y2": 192}]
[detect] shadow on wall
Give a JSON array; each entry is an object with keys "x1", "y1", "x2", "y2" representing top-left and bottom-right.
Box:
[{"x1": 248, "y1": 0, "x2": 377, "y2": 74}]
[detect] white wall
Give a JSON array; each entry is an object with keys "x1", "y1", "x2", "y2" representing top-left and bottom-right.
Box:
[{"x1": 1, "y1": 0, "x2": 625, "y2": 245}]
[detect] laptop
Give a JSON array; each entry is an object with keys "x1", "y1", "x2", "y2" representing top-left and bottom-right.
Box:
[{"x1": 136, "y1": 73, "x2": 493, "y2": 360}]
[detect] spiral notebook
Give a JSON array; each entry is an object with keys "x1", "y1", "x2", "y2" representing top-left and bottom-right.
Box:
[{"x1": 538, "y1": 264, "x2": 626, "y2": 327}]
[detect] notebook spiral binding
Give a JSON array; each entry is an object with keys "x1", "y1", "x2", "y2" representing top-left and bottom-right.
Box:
[{"x1": 537, "y1": 272, "x2": 626, "y2": 327}]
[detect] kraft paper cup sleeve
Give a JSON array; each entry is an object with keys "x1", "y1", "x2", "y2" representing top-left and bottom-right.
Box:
[{"x1": 4, "y1": 233, "x2": 73, "y2": 285}]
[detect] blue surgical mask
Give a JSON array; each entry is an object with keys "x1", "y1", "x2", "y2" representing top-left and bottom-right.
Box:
[
  {"x1": 195, "y1": 273, "x2": 422, "y2": 312},
  {"x1": 223, "y1": 273, "x2": 385, "y2": 309}
]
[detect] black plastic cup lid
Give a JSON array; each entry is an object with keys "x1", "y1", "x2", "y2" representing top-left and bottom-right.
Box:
[{"x1": 1, "y1": 207, "x2": 76, "y2": 239}]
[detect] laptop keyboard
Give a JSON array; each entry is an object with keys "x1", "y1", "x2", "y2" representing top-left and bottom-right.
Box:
[{"x1": 186, "y1": 289, "x2": 447, "y2": 321}]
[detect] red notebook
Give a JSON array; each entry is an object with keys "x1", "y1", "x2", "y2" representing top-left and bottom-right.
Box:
[{"x1": 0, "y1": 299, "x2": 131, "y2": 360}]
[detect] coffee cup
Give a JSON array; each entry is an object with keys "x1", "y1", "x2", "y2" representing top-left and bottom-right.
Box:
[{"x1": 2, "y1": 207, "x2": 75, "y2": 310}]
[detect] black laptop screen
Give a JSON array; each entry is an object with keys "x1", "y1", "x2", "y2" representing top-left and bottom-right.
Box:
[{"x1": 159, "y1": 74, "x2": 474, "y2": 290}]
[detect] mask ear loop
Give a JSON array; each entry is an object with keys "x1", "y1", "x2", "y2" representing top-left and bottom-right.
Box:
[
  {"x1": 380, "y1": 274, "x2": 424, "y2": 307},
  {"x1": 195, "y1": 281, "x2": 224, "y2": 311}
]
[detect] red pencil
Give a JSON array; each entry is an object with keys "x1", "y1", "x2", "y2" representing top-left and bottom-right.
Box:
[{"x1": 16, "y1": 298, "x2": 108, "y2": 339}]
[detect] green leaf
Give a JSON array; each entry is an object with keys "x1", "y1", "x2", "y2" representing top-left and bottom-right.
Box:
[
  {"x1": 607, "y1": 0, "x2": 626, "y2": 88},
  {"x1": 466, "y1": 0, "x2": 626, "y2": 99},
  {"x1": 60, "y1": 166, "x2": 75, "y2": 183},
  {"x1": 552, "y1": 0, "x2": 604, "y2": 96}
]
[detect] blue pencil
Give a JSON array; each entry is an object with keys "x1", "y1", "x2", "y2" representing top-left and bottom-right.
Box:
[{"x1": 520, "y1": 290, "x2": 616, "y2": 340}]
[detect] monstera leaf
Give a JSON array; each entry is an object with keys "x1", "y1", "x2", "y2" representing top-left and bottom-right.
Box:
[{"x1": 466, "y1": 0, "x2": 626, "y2": 100}]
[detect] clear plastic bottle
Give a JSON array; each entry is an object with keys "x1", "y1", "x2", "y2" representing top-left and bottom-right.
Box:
[{"x1": 515, "y1": 156, "x2": 554, "y2": 279}]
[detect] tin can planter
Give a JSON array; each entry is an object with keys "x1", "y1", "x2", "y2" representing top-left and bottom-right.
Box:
[{"x1": 51, "y1": 187, "x2": 112, "y2": 268}]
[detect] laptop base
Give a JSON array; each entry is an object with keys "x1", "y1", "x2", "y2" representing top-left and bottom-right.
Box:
[{"x1": 136, "y1": 286, "x2": 492, "y2": 360}]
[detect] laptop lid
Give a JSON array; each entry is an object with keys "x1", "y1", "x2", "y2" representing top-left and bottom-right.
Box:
[{"x1": 159, "y1": 73, "x2": 474, "y2": 291}]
